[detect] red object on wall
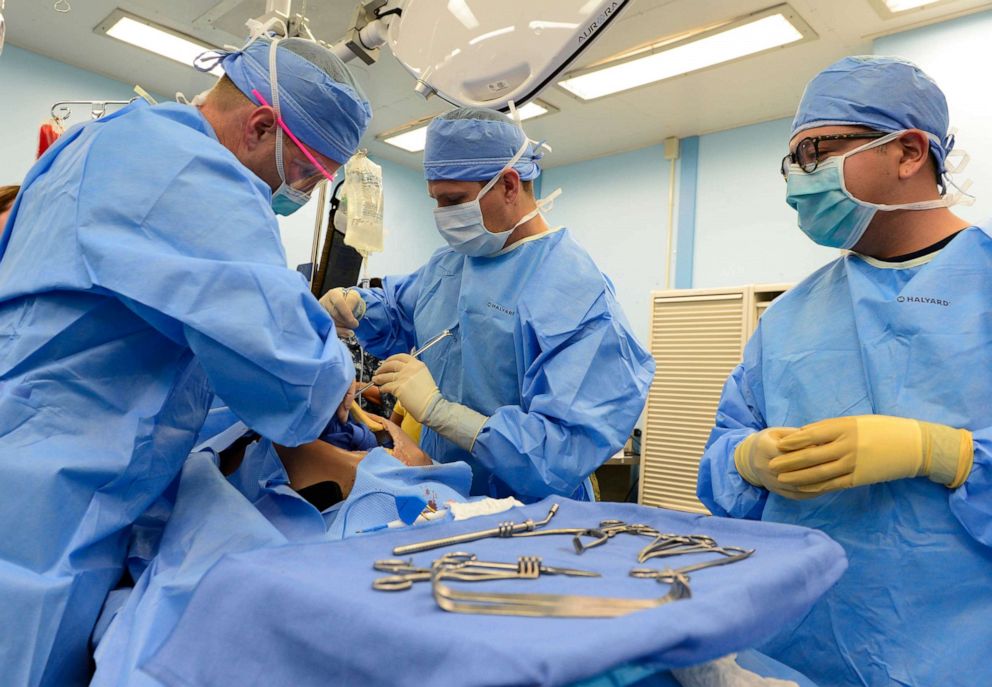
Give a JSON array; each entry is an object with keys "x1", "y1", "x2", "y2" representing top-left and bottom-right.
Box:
[{"x1": 37, "y1": 121, "x2": 62, "y2": 158}]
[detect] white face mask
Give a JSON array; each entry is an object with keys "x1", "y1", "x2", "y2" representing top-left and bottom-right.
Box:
[{"x1": 433, "y1": 139, "x2": 561, "y2": 257}]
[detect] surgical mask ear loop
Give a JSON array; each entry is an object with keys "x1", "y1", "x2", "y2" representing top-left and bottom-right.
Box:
[{"x1": 267, "y1": 36, "x2": 292, "y2": 189}]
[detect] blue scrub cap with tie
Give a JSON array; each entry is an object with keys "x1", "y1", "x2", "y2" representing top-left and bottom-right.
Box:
[
  {"x1": 423, "y1": 107, "x2": 544, "y2": 182},
  {"x1": 210, "y1": 36, "x2": 372, "y2": 164},
  {"x1": 791, "y1": 55, "x2": 953, "y2": 175}
]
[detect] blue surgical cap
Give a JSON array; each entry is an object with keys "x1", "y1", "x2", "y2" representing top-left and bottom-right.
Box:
[
  {"x1": 791, "y1": 55, "x2": 952, "y2": 174},
  {"x1": 220, "y1": 37, "x2": 372, "y2": 164},
  {"x1": 423, "y1": 107, "x2": 543, "y2": 182}
]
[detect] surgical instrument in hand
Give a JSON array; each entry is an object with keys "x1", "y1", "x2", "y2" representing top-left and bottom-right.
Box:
[
  {"x1": 392, "y1": 503, "x2": 560, "y2": 556},
  {"x1": 355, "y1": 329, "x2": 452, "y2": 395}
]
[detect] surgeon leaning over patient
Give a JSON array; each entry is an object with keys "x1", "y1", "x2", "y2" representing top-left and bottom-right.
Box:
[
  {"x1": 699, "y1": 56, "x2": 992, "y2": 686},
  {"x1": 323, "y1": 108, "x2": 654, "y2": 501},
  {"x1": 0, "y1": 35, "x2": 370, "y2": 686}
]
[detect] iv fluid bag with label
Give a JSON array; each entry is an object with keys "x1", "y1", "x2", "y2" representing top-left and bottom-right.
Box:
[{"x1": 343, "y1": 150, "x2": 384, "y2": 256}]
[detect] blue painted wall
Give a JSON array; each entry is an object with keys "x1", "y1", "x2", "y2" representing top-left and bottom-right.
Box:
[
  {"x1": 874, "y1": 9, "x2": 992, "y2": 225},
  {"x1": 693, "y1": 118, "x2": 838, "y2": 288},
  {"x1": 0, "y1": 44, "x2": 439, "y2": 274},
  {"x1": 541, "y1": 144, "x2": 669, "y2": 344}
]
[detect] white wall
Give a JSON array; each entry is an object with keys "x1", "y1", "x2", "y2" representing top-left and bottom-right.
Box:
[
  {"x1": 874, "y1": 9, "x2": 992, "y2": 225},
  {"x1": 541, "y1": 145, "x2": 669, "y2": 345},
  {"x1": 692, "y1": 118, "x2": 838, "y2": 288}
]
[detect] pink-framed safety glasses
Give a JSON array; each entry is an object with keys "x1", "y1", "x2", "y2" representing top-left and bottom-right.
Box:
[{"x1": 251, "y1": 88, "x2": 337, "y2": 183}]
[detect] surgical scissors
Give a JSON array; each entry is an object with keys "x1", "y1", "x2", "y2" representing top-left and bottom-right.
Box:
[
  {"x1": 372, "y1": 551, "x2": 599, "y2": 591},
  {"x1": 355, "y1": 329, "x2": 452, "y2": 395}
]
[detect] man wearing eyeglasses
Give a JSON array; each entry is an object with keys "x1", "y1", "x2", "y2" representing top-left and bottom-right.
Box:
[
  {"x1": 0, "y1": 37, "x2": 370, "y2": 686},
  {"x1": 698, "y1": 56, "x2": 992, "y2": 686}
]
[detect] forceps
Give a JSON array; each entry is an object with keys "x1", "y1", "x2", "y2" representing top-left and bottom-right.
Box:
[
  {"x1": 355, "y1": 329, "x2": 452, "y2": 395},
  {"x1": 630, "y1": 545, "x2": 755, "y2": 584},
  {"x1": 372, "y1": 551, "x2": 599, "y2": 591}
]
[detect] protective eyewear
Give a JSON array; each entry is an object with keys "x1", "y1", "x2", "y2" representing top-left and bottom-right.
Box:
[
  {"x1": 780, "y1": 132, "x2": 887, "y2": 179},
  {"x1": 251, "y1": 89, "x2": 337, "y2": 184}
]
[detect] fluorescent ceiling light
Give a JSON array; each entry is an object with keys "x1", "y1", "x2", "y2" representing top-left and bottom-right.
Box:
[
  {"x1": 558, "y1": 10, "x2": 808, "y2": 100},
  {"x1": 381, "y1": 101, "x2": 554, "y2": 153},
  {"x1": 516, "y1": 102, "x2": 549, "y2": 119},
  {"x1": 882, "y1": 0, "x2": 935, "y2": 10},
  {"x1": 102, "y1": 14, "x2": 222, "y2": 76},
  {"x1": 384, "y1": 126, "x2": 429, "y2": 153}
]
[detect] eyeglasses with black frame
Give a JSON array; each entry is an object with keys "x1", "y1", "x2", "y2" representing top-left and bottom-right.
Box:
[{"x1": 780, "y1": 132, "x2": 888, "y2": 180}]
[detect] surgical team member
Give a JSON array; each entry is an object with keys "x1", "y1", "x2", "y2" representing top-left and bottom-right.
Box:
[
  {"x1": 698, "y1": 56, "x2": 992, "y2": 686},
  {"x1": 0, "y1": 36, "x2": 370, "y2": 686},
  {"x1": 323, "y1": 108, "x2": 655, "y2": 501}
]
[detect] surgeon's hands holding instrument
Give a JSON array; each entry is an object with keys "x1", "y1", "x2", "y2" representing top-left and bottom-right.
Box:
[
  {"x1": 734, "y1": 427, "x2": 815, "y2": 499},
  {"x1": 319, "y1": 287, "x2": 366, "y2": 336},
  {"x1": 768, "y1": 415, "x2": 974, "y2": 495},
  {"x1": 373, "y1": 354, "x2": 488, "y2": 453}
]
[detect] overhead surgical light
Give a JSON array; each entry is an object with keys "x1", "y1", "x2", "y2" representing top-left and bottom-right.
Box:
[
  {"x1": 379, "y1": 100, "x2": 556, "y2": 153},
  {"x1": 557, "y1": 5, "x2": 815, "y2": 101},
  {"x1": 97, "y1": 10, "x2": 222, "y2": 77}
]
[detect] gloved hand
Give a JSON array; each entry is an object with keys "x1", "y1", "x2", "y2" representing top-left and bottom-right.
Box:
[
  {"x1": 734, "y1": 427, "x2": 815, "y2": 500},
  {"x1": 372, "y1": 354, "x2": 439, "y2": 423},
  {"x1": 373, "y1": 354, "x2": 488, "y2": 451},
  {"x1": 319, "y1": 287, "x2": 366, "y2": 336},
  {"x1": 772, "y1": 414, "x2": 974, "y2": 494}
]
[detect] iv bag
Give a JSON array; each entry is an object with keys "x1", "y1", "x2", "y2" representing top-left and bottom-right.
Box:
[{"x1": 342, "y1": 150, "x2": 384, "y2": 256}]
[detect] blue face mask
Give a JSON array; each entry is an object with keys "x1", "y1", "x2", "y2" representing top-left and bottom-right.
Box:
[
  {"x1": 271, "y1": 182, "x2": 310, "y2": 216},
  {"x1": 785, "y1": 157, "x2": 877, "y2": 250},
  {"x1": 786, "y1": 129, "x2": 960, "y2": 250}
]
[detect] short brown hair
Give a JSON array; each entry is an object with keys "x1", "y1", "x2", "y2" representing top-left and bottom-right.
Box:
[
  {"x1": 0, "y1": 185, "x2": 19, "y2": 213},
  {"x1": 207, "y1": 76, "x2": 254, "y2": 112}
]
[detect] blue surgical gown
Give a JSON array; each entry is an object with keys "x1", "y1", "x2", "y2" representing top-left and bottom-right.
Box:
[
  {"x1": 698, "y1": 225, "x2": 992, "y2": 686},
  {"x1": 0, "y1": 100, "x2": 352, "y2": 686},
  {"x1": 355, "y1": 228, "x2": 655, "y2": 501}
]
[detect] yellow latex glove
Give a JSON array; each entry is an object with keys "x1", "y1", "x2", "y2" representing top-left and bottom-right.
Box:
[
  {"x1": 371, "y1": 354, "x2": 440, "y2": 423},
  {"x1": 350, "y1": 401, "x2": 384, "y2": 432},
  {"x1": 772, "y1": 415, "x2": 973, "y2": 494},
  {"x1": 734, "y1": 427, "x2": 816, "y2": 500},
  {"x1": 319, "y1": 287, "x2": 366, "y2": 336}
]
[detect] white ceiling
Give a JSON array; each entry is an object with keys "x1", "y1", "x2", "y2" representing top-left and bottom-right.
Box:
[{"x1": 6, "y1": 0, "x2": 992, "y2": 169}]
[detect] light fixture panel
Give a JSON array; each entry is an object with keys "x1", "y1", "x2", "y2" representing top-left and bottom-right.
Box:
[{"x1": 97, "y1": 10, "x2": 222, "y2": 77}]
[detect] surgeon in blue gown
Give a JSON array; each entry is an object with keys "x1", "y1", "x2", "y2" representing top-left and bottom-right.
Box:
[
  {"x1": 321, "y1": 108, "x2": 655, "y2": 501},
  {"x1": 698, "y1": 56, "x2": 992, "y2": 686},
  {"x1": 0, "y1": 35, "x2": 371, "y2": 686}
]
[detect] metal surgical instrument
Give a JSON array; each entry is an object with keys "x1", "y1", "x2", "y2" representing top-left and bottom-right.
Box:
[
  {"x1": 631, "y1": 545, "x2": 755, "y2": 583},
  {"x1": 512, "y1": 519, "x2": 662, "y2": 555},
  {"x1": 431, "y1": 565, "x2": 691, "y2": 618},
  {"x1": 372, "y1": 551, "x2": 599, "y2": 591},
  {"x1": 355, "y1": 329, "x2": 452, "y2": 395},
  {"x1": 392, "y1": 503, "x2": 560, "y2": 556}
]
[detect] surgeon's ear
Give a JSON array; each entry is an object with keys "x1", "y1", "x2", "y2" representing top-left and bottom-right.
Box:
[
  {"x1": 897, "y1": 130, "x2": 930, "y2": 180},
  {"x1": 500, "y1": 169, "x2": 521, "y2": 204},
  {"x1": 244, "y1": 106, "x2": 277, "y2": 151}
]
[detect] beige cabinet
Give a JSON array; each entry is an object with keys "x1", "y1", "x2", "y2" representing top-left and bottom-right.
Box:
[{"x1": 639, "y1": 285, "x2": 789, "y2": 513}]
